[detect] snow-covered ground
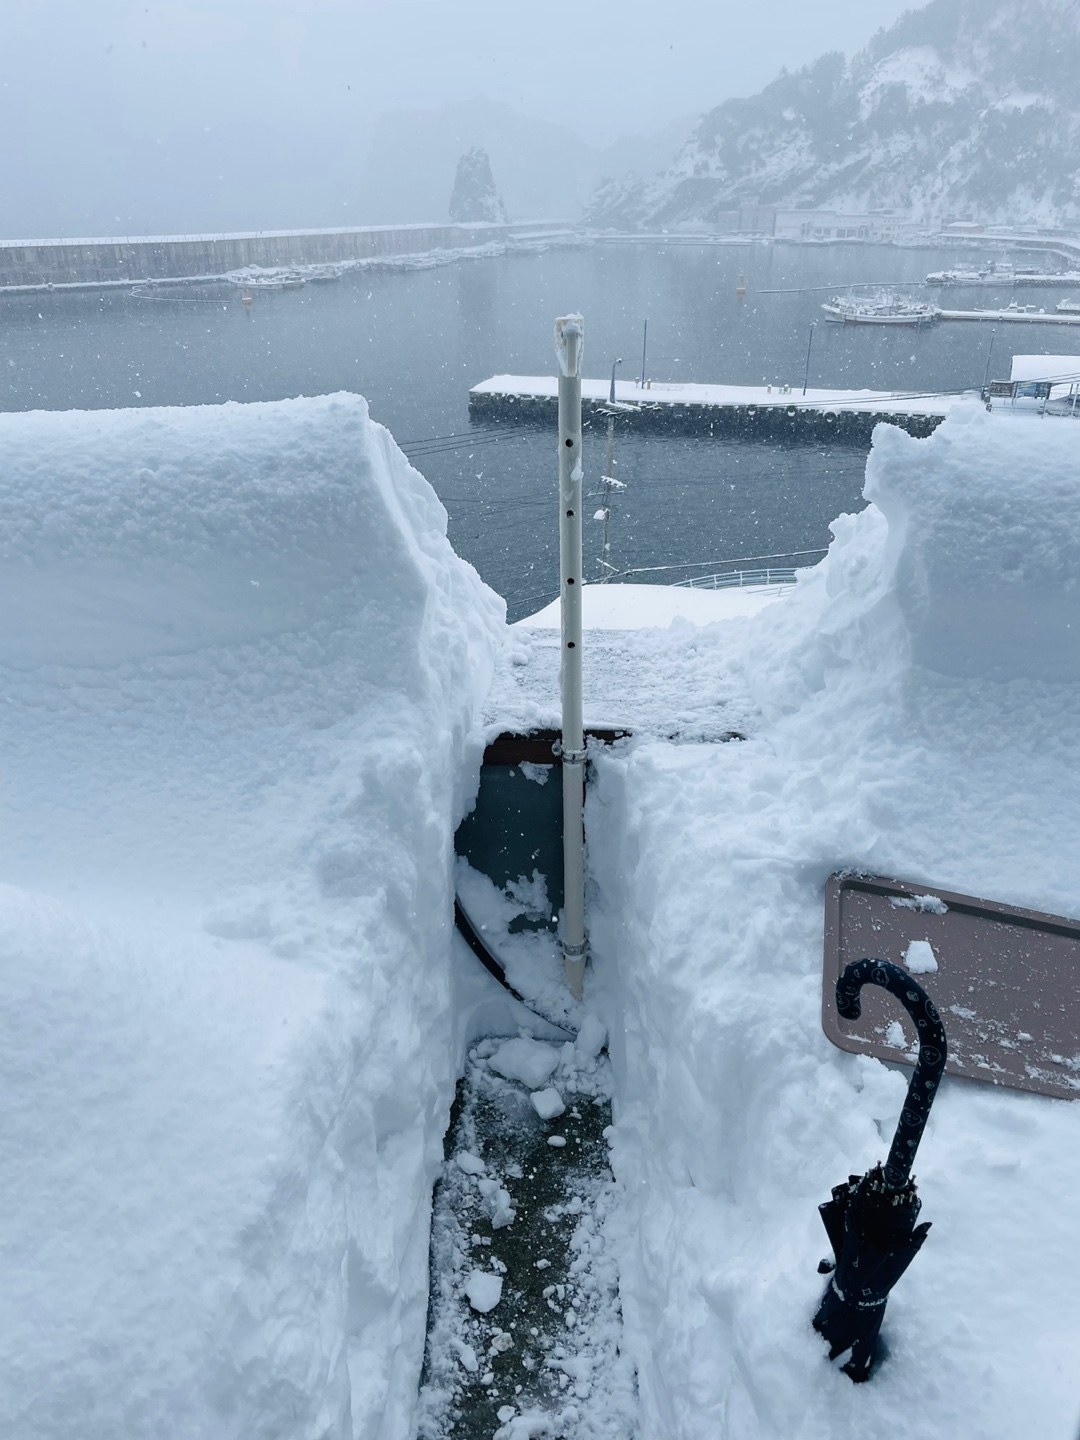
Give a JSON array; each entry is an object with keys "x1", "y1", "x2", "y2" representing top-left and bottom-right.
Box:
[
  {"x1": 5, "y1": 385, "x2": 1080, "y2": 1440},
  {"x1": 517, "y1": 582, "x2": 790, "y2": 631},
  {"x1": 481, "y1": 402, "x2": 1080, "y2": 1438},
  {"x1": 572, "y1": 410, "x2": 1080, "y2": 1439},
  {"x1": 0, "y1": 394, "x2": 504, "y2": 1439}
]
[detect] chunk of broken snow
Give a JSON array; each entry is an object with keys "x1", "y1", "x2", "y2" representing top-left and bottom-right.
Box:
[
  {"x1": 494, "y1": 1411, "x2": 557, "y2": 1440},
  {"x1": 546, "y1": 1353, "x2": 593, "y2": 1382},
  {"x1": 456, "y1": 1150, "x2": 486, "y2": 1175},
  {"x1": 885, "y1": 1019, "x2": 907, "y2": 1048},
  {"x1": 530, "y1": 1087, "x2": 566, "y2": 1120},
  {"x1": 519, "y1": 761, "x2": 550, "y2": 786},
  {"x1": 547, "y1": 1135, "x2": 567, "y2": 1148},
  {"x1": 890, "y1": 893, "x2": 949, "y2": 915},
  {"x1": 451, "y1": 1339, "x2": 479, "y2": 1373},
  {"x1": 464, "y1": 1270, "x2": 503, "y2": 1313},
  {"x1": 904, "y1": 938, "x2": 939, "y2": 974},
  {"x1": 489, "y1": 1037, "x2": 561, "y2": 1089},
  {"x1": 477, "y1": 1175, "x2": 516, "y2": 1228},
  {"x1": 575, "y1": 1014, "x2": 607, "y2": 1060}
]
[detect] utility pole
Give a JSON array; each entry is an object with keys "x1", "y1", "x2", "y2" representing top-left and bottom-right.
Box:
[
  {"x1": 640, "y1": 318, "x2": 648, "y2": 389},
  {"x1": 982, "y1": 330, "x2": 997, "y2": 394},
  {"x1": 597, "y1": 357, "x2": 623, "y2": 583},
  {"x1": 555, "y1": 314, "x2": 586, "y2": 1000},
  {"x1": 802, "y1": 321, "x2": 816, "y2": 397},
  {"x1": 600, "y1": 414, "x2": 616, "y2": 582}
]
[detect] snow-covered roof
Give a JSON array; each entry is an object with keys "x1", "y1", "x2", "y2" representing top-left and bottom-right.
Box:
[{"x1": 1010, "y1": 353, "x2": 1080, "y2": 386}]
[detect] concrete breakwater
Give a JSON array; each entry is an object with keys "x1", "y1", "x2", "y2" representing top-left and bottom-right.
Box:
[
  {"x1": 469, "y1": 375, "x2": 955, "y2": 442},
  {"x1": 0, "y1": 221, "x2": 571, "y2": 291}
]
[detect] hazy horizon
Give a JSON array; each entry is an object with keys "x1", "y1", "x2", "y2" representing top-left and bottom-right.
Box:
[{"x1": 3, "y1": 0, "x2": 913, "y2": 240}]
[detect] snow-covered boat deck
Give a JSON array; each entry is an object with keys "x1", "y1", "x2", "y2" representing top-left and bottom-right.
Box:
[{"x1": 470, "y1": 375, "x2": 965, "y2": 438}]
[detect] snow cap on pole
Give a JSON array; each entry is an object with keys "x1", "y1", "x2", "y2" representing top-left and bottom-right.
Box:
[{"x1": 555, "y1": 314, "x2": 584, "y2": 377}]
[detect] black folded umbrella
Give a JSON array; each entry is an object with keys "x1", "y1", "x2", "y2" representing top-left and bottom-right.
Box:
[{"x1": 813, "y1": 958, "x2": 947, "y2": 1382}]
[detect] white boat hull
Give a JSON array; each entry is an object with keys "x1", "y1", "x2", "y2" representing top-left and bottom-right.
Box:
[{"x1": 822, "y1": 304, "x2": 937, "y2": 327}]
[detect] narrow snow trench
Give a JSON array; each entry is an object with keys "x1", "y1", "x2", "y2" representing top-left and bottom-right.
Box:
[{"x1": 418, "y1": 1034, "x2": 635, "y2": 1440}]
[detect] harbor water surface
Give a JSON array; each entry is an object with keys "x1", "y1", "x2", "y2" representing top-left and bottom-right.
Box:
[{"x1": 3, "y1": 240, "x2": 1076, "y2": 618}]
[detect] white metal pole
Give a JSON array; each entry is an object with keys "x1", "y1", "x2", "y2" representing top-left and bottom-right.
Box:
[
  {"x1": 601, "y1": 413, "x2": 615, "y2": 580},
  {"x1": 555, "y1": 314, "x2": 586, "y2": 1000}
]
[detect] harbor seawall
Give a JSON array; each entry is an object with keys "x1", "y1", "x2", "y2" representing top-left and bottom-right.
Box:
[
  {"x1": 469, "y1": 389, "x2": 947, "y2": 443},
  {"x1": 0, "y1": 221, "x2": 570, "y2": 291}
]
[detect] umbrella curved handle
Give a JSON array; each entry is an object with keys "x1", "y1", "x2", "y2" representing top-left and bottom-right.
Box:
[{"x1": 837, "y1": 959, "x2": 948, "y2": 1191}]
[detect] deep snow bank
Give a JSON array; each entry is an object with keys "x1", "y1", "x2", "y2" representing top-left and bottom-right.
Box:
[
  {"x1": 588, "y1": 410, "x2": 1080, "y2": 1439},
  {"x1": 0, "y1": 394, "x2": 503, "y2": 1439}
]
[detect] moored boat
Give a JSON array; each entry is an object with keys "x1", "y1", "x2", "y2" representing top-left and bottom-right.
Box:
[
  {"x1": 226, "y1": 266, "x2": 308, "y2": 290},
  {"x1": 1056, "y1": 297, "x2": 1080, "y2": 314},
  {"x1": 822, "y1": 292, "x2": 941, "y2": 326},
  {"x1": 925, "y1": 260, "x2": 1015, "y2": 286}
]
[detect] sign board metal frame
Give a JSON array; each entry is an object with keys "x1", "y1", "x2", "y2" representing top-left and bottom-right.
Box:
[{"x1": 823, "y1": 873, "x2": 1080, "y2": 1101}]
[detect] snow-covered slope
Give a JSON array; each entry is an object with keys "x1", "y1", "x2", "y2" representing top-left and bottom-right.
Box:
[
  {"x1": 586, "y1": 407, "x2": 1080, "y2": 1437},
  {"x1": 587, "y1": 0, "x2": 1080, "y2": 230},
  {"x1": 0, "y1": 394, "x2": 504, "y2": 1439}
]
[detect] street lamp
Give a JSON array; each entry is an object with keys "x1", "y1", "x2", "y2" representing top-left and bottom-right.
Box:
[{"x1": 609, "y1": 357, "x2": 623, "y2": 403}]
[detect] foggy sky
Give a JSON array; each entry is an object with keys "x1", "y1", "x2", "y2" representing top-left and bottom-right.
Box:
[{"x1": 3, "y1": 0, "x2": 914, "y2": 239}]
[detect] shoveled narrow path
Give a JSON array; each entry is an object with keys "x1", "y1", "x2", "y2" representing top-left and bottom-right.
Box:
[{"x1": 418, "y1": 1036, "x2": 635, "y2": 1440}]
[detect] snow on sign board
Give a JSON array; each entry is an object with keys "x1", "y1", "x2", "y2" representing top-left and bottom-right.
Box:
[{"x1": 823, "y1": 874, "x2": 1080, "y2": 1100}]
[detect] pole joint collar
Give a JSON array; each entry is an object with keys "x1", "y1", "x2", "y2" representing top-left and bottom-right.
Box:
[{"x1": 551, "y1": 740, "x2": 587, "y2": 764}]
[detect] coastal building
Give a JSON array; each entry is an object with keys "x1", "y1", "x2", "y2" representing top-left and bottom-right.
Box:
[{"x1": 773, "y1": 208, "x2": 922, "y2": 242}]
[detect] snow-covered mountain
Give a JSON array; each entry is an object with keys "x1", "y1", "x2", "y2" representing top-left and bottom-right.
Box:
[{"x1": 586, "y1": 0, "x2": 1080, "y2": 230}]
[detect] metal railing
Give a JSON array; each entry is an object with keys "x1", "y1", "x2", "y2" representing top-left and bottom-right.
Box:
[
  {"x1": 605, "y1": 548, "x2": 826, "y2": 585},
  {"x1": 675, "y1": 566, "x2": 800, "y2": 590}
]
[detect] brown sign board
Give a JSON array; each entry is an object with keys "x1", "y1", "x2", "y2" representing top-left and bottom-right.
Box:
[
  {"x1": 823, "y1": 873, "x2": 1080, "y2": 1102},
  {"x1": 481, "y1": 728, "x2": 630, "y2": 767}
]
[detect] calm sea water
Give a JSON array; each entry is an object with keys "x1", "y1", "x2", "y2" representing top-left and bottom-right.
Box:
[{"x1": 2, "y1": 240, "x2": 1072, "y2": 618}]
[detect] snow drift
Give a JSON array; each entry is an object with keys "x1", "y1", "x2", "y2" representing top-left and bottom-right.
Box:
[
  {"x1": 0, "y1": 394, "x2": 503, "y2": 1440},
  {"x1": 588, "y1": 408, "x2": 1080, "y2": 1439}
]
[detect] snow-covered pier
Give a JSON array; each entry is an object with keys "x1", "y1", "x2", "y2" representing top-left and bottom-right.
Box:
[
  {"x1": 940, "y1": 305, "x2": 1080, "y2": 325},
  {"x1": 469, "y1": 375, "x2": 961, "y2": 440}
]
